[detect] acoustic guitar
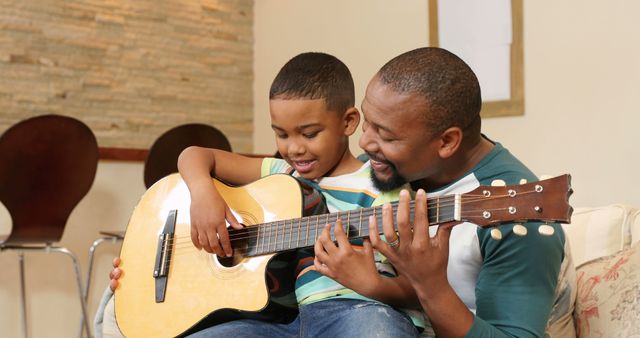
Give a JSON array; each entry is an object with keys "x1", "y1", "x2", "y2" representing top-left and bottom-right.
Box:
[{"x1": 114, "y1": 173, "x2": 573, "y2": 337}]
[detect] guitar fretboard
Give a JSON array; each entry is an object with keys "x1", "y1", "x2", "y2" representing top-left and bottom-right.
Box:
[{"x1": 231, "y1": 196, "x2": 460, "y2": 257}]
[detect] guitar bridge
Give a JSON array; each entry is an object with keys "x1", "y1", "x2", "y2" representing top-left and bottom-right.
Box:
[{"x1": 153, "y1": 209, "x2": 177, "y2": 303}]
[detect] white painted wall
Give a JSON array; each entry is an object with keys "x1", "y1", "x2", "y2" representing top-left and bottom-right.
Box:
[
  {"x1": 254, "y1": 0, "x2": 640, "y2": 208},
  {"x1": 1, "y1": 1, "x2": 639, "y2": 337}
]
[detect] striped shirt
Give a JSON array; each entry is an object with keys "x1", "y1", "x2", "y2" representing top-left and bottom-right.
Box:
[{"x1": 261, "y1": 157, "x2": 425, "y2": 327}]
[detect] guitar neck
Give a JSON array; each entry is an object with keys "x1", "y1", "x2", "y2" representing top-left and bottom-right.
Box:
[
  {"x1": 232, "y1": 197, "x2": 458, "y2": 257},
  {"x1": 230, "y1": 174, "x2": 573, "y2": 257}
]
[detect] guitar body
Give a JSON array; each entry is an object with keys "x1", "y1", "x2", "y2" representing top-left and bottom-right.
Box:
[{"x1": 114, "y1": 173, "x2": 305, "y2": 338}]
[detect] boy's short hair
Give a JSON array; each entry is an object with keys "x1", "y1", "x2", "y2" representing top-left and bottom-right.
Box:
[{"x1": 269, "y1": 52, "x2": 355, "y2": 114}]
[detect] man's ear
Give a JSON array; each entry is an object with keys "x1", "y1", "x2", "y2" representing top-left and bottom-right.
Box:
[
  {"x1": 343, "y1": 107, "x2": 361, "y2": 136},
  {"x1": 438, "y1": 127, "x2": 463, "y2": 159}
]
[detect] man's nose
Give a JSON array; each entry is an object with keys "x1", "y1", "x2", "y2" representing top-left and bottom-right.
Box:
[{"x1": 359, "y1": 128, "x2": 377, "y2": 154}]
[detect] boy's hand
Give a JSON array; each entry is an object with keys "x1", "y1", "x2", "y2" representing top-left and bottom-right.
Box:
[
  {"x1": 109, "y1": 257, "x2": 121, "y2": 291},
  {"x1": 189, "y1": 181, "x2": 243, "y2": 257},
  {"x1": 313, "y1": 220, "x2": 382, "y2": 296}
]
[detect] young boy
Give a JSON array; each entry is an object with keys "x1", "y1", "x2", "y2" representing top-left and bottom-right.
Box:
[{"x1": 101, "y1": 52, "x2": 421, "y2": 338}]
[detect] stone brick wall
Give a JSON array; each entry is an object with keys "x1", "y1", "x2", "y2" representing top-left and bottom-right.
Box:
[{"x1": 0, "y1": 0, "x2": 253, "y2": 153}]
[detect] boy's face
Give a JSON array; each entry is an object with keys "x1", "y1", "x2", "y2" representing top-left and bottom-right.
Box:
[{"x1": 270, "y1": 98, "x2": 352, "y2": 180}]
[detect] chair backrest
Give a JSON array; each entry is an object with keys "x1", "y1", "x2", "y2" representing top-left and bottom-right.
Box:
[
  {"x1": 0, "y1": 114, "x2": 99, "y2": 244},
  {"x1": 143, "y1": 123, "x2": 232, "y2": 188}
]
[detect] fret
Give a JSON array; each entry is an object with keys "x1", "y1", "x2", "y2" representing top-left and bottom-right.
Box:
[
  {"x1": 304, "y1": 217, "x2": 311, "y2": 248},
  {"x1": 427, "y1": 197, "x2": 456, "y2": 225},
  {"x1": 325, "y1": 213, "x2": 330, "y2": 241},
  {"x1": 296, "y1": 217, "x2": 301, "y2": 248},
  {"x1": 358, "y1": 208, "x2": 363, "y2": 237},
  {"x1": 346, "y1": 211, "x2": 350, "y2": 238},
  {"x1": 272, "y1": 221, "x2": 278, "y2": 252},
  {"x1": 285, "y1": 219, "x2": 291, "y2": 251},
  {"x1": 314, "y1": 215, "x2": 320, "y2": 243},
  {"x1": 256, "y1": 223, "x2": 263, "y2": 255},
  {"x1": 334, "y1": 212, "x2": 339, "y2": 241},
  {"x1": 265, "y1": 221, "x2": 271, "y2": 253},
  {"x1": 372, "y1": 207, "x2": 376, "y2": 236},
  {"x1": 247, "y1": 227, "x2": 258, "y2": 256},
  {"x1": 280, "y1": 220, "x2": 286, "y2": 252},
  {"x1": 272, "y1": 220, "x2": 278, "y2": 252}
]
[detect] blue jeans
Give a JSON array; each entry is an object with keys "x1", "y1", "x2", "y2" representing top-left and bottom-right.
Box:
[{"x1": 186, "y1": 299, "x2": 419, "y2": 338}]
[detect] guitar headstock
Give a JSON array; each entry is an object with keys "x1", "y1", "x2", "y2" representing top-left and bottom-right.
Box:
[{"x1": 460, "y1": 174, "x2": 573, "y2": 228}]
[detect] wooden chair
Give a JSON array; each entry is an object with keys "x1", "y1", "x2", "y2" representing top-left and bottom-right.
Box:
[
  {"x1": 143, "y1": 123, "x2": 232, "y2": 188},
  {"x1": 83, "y1": 123, "x2": 232, "y2": 336},
  {"x1": 0, "y1": 114, "x2": 98, "y2": 338}
]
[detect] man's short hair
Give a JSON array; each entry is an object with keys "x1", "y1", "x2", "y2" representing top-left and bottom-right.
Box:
[
  {"x1": 378, "y1": 47, "x2": 482, "y2": 134},
  {"x1": 270, "y1": 52, "x2": 355, "y2": 114}
]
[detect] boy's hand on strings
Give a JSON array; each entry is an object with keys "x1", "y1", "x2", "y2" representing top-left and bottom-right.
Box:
[{"x1": 189, "y1": 181, "x2": 243, "y2": 257}]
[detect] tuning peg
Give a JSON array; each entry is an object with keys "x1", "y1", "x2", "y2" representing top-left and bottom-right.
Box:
[
  {"x1": 490, "y1": 228, "x2": 503, "y2": 240},
  {"x1": 519, "y1": 178, "x2": 527, "y2": 185},
  {"x1": 538, "y1": 224, "x2": 555, "y2": 236},
  {"x1": 513, "y1": 224, "x2": 527, "y2": 236},
  {"x1": 491, "y1": 179, "x2": 506, "y2": 187}
]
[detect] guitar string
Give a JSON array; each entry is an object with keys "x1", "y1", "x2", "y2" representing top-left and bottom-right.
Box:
[
  {"x1": 165, "y1": 189, "x2": 543, "y2": 246},
  {"x1": 165, "y1": 193, "x2": 545, "y2": 256},
  {"x1": 162, "y1": 190, "x2": 550, "y2": 257}
]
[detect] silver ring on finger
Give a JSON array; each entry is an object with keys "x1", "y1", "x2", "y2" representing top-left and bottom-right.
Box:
[{"x1": 387, "y1": 237, "x2": 400, "y2": 249}]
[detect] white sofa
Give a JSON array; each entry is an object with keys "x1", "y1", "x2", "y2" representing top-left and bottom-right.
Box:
[{"x1": 562, "y1": 205, "x2": 640, "y2": 337}]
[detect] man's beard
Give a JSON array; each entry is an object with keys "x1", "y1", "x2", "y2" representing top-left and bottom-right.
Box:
[{"x1": 370, "y1": 161, "x2": 408, "y2": 191}]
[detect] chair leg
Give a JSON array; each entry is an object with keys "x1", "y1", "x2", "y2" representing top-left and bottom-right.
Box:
[
  {"x1": 50, "y1": 247, "x2": 92, "y2": 338},
  {"x1": 18, "y1": 251, "x2": 28, "y2": 338},
  {"x1": 78, "y1": 237, "x2": 109, "y2": 338}
]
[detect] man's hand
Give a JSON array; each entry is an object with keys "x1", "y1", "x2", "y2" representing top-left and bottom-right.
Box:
[
  {"x1": 369, "y1": 189, "x2": 454, "y2": 292},
  {"x1": 313, "y1": 220, "x2": 382, "y2": 296}
]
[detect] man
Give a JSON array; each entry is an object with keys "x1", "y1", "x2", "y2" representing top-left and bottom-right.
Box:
[{"x1": 314, "y1": 47, "x2": 575, "y2": 337}]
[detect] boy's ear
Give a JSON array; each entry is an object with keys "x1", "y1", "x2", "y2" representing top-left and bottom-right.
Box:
[
  {"x1": 438, "y1": 126, "x2": 463, "y2": 159},
  {"x1": 342, "y1": 107, "x2": 360, "y2": 136}
]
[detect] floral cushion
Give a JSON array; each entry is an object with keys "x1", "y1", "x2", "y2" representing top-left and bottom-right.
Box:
[{"x1": 574, "y1": 241, "x2": 640, "y2": 337}]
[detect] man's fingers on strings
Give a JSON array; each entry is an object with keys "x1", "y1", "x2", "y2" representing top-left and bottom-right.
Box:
[
  {"x1": 413, "y1": 189, "x2": 429, "y2": 246},
  {"x1": 319, "y1": 224, "x2": 340, "y2": 255},
  {"x1": 368, "y1": 215, "x2": 393, "y2": 257},
  {"x1": 333, "y1": 219, "x2": 350, "y2": 247},
  {"x1": 313, "y1": 237, "x2": 332, "y2": 268},
  {"x1": 396, "y1": 189, "x2": 413, "y2": 243},
  {"x1": 381, "y1": 203, "x2": 399, "y2": 246}
]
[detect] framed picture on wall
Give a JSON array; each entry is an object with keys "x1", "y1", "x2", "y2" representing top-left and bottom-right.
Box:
[{"x1": 428, "y1": 0, "x2": 524, "y2": 117}]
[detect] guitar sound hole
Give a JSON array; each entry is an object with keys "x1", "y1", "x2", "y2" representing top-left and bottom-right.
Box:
[{"x1": 218, "y1": 227, "x2": 249, "y2": 268}]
